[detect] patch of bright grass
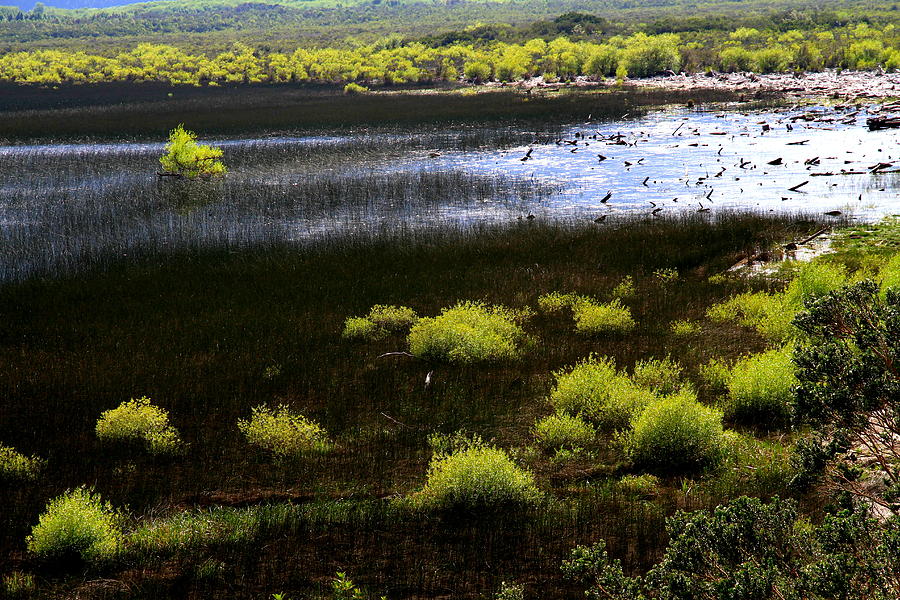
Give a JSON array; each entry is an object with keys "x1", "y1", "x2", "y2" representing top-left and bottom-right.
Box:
[
  {"x1": 726, "y1": 344, "x2": 796, "y2": 429},
  {"x1": 572, "y1": 299, "x2": 635, "y2": 335},
  {"x1": 238, "y1": 405, "x2": 332, "y2": 460},
  {"x1": 95, "y1": 397, "x2": 183, "y2": 456},
  {"x1": 407, "y1": 301, "x2": 527, "y2": 363},
  {"x1": 533, "y1": 414, "x2": 596, "y2": 451},
  {"x1": 27, "y1": 487, "x2": 123, "y2": 564}
]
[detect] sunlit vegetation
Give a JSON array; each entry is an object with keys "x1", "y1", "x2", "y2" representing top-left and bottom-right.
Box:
[
  {"x1": 237, "y1": 404, "x2": 332, "y2": 460},
  {"x1": 159, "y1": 124, "x2": 226, "y2": 178},
  {"x1": 26, "y1": 487, "x2": 123, "y2": 564},
  {"x1": 725, "y1": 344, "x2": 796, "y2": 428},
  {"x1": 95, "y1": 396, "x2": 184, "y2": 455},
  {"x1": 6, "y1": 18, "x2": 900, "y2": 88},
  {"x1": 0, "y1": 443, "x2": 42, "y2": 480},
  {"x1": 342, "y1": 304, "x2": 418, "y2": 341},
  {"x1": 407, "y1": 301, "x2": 528, "y2": 363}
]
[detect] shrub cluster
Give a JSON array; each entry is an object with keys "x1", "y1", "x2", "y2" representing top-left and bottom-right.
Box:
[
  {"x1": 0, "y1": 443, "x2": 42, "y2": 481},
  {"x1": 238, "y1": 404, "x2": 332, "y2": 460},
  {"x1": 159, "y1": 124, "x2": 226, "y2": 179},
  {"x1": 624, "y1": 390, "x2": 726, "y2": 471},
  {"x1": 407, "y1": 301, "x2": 527, "y2": 363},
  {"x1": 95, "y1": 397, "x2": 183, "y2": 455},
  {"x1": 532, "y1": 414, "x2": 596, "y2": 450},
  {"x1": 726, "y1": 345, "x2": 797, "y2": 428},
  {"x1": 415, "y1": 444, "x2": 542, "y2": 509},
  {"x1": 342, "y1": 304, "x2": 418, "y2": 341},
  {"x1": 27, "y1": 487, "x2": 123, "y2": 564},
  {"x1": 538, "y1": 291, "x2": 635, "y2": 335}
]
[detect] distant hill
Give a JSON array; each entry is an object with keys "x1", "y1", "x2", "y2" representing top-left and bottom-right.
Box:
[{"x1": 9, "y1": 0, "x2": 168, "y2": 10}]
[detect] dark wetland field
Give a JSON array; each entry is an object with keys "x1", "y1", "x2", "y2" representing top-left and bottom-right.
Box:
[{"x1": 3, "y1": 39, "x2": 900, "y2": 600}]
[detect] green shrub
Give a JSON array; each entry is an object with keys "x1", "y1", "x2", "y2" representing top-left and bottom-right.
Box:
[
  {"x1": 238, "y1": 405, "x2": 331, "y2": 460},
  {"x1": 27, "y1": 487, "x2": 123, "y2": 564},
  {"x1": 878, "y1": 253, "x2": 900, "y2": 295},
  {"x1": 621, "y1": 33, "x2": 681, "y2": 77},
  {"x1": 652, "y1": 267, "x2": 679, "y2": 285},
  {"x1": 782, "y1": 261, "x2": 847, "y2": 308},
  {"x1": 463, "y1": 60, "x2": 491, "y2": 82},
  {"x1": 342, "y1": 304, "x2": 418, "y2": 341},
  {"x1": 726, "y1": 345, "x2": 796, "y2": 428},
  {"x1": 415, "y1": 445, "x2": 542, "y2": 509},
  {"x1": 698, "y1": 357, "x2": 732, "y2": 393},
  {"x1": 95, "y1": 397, "x2": 183, "y2": 455},
  {"x1": 426, "y1": 430, "x2": 487, "y2": 455},
  {"x1": 407, "y1": 301, "x2": 527, "y2": 363},
  {"x1": 537, "y1": 291, "x2": 582, "y2": 313},
  {"x1": 573, "y1": 299, "x2": 635, "y2": 334},
  {"x1": 342, "y1": 82, "x2": 368, "y2": 94},
  {"x1": 614, "y1": 474, "x2": 660, "y2": 499},
  {"x1": 669, "y1": 319, "x2": 700, "y2": 337},
  {"x1": 624, "y1": 390, "x2": 725, "y2": 471},
  {"x1": 549, "y1": 356, "x2": 656, "y2": 430},
  {"x1": 159, "y1": 124, "x2": 226, "y2": 179},
  {"x1": 610, "y1": 276, "x2": 635, "y2": 299},
  {"x1": 631, "y1": 357, "x2": 688, "y2": 396},
  {"x1": 707, "y1": 291, "x2": 793, "y2": 341},
  {"x1": 2, "y1": 571, "x2": 35, "y2": 597},
  {"x1": 494, "y1": 581, "x2": 525, "y2": 600},
  {"x1": 0, "y1": 444, "x2": 42, "y2": 481},
  {"x1": 533, "y1": 414, "x2": 596, "y2": 450}
]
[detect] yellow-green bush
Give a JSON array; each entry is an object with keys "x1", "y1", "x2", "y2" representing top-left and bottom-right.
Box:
[
  {"x1": 624, "y1": 390, "x2": 725, "y2": 471},
  {"x1": 878, "y1": 253, "x2": 900, "y2": 295},
  {"x1": 614, "y1": 474, "x2": 660, "y2": 499},
  {"x1": 549, "y1": 356, "x2": 656, "y2": 430},
  {"x1": 631, "y1": 357, "x2": 688, "y2": 396},
  {"x1": 699, "y1": 357, "x2": 733, "y2": 393},
  {"x1": 573, "y1": 299, "x2": 635, "y2": 334},
  {"x1": 27, "y1": 487, "x2": 123, "y2": 564},
  {"x1": 610, "y1": 275, "x2": 636, "y2": 299},
  {"x1": 407, "y1": 301, "x2": 526, "y2": 363},
  {"x1": 726, "y1": 345, "x2": 796, "y2": 428},
  {"x1": 238, "y1": 405, "x2": 331, "y2": 460},
  {"x1": 96, "y1": 397, "x2": 183, "y2": 455},
  {"x1": 533, "y1": 414, "x2": 596, "y2": 450},
  {"x1": 159, "y1": 124, "x2": 226, "y2": 179},
  {"x1": 0, "y1": 444, "x2": 42, "y2": 481},
  {"x1": 342, "y1": 304, "x2": 418, "y2": 341},
  {"x1": 415, "y1": 445, "x2": 542, "y2": 509},
  {"x1": 537, "y1": 291, "x2": 583, "y2": 313},
  {"x1": 669, "y1": 319, "x2": 700, "y2": 337}
]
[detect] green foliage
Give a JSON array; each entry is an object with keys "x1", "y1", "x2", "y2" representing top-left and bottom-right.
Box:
[
  {"x1": 549, "y1": 356, "x2": 657, "y2": 430},
  {"x1": 463, "y1": 60, "x2": 491, "y2": 81},
  {"x1": 238, "y1": 404, "x2": 331, "y2": 460},
  {"x1": 610, "y1": 275, "x2": 635, "y2": 299},
  {"x1": 621, "y1": 33, "x2": 681, "y2": 77},
  {"x1": 407, "y1": 301, "x2": 527, "y2": 363},
  {"x1": 624, "y1": 390, "x2": 725, "y2": 472},
  {"x1": 494, "y1": 581, "x2": 525, "y2": 600},
  {"x1": 669, "y1": 319, "x2": 699, "y2": 337},
  {"x1": 533, "y1": 413, "x2": 596, "y2": 450},
  {"x1": 2, "y1": 572, "x2": 35, "y2": 598},
  {"x1": 698, "y1": 357, "x2": 732, "y2": 393},
  {"x1": 725, "y1": 345, "x2": 797, "y2": 428},
  {"x1": 343, "y1": 304, "x2": 418, "y2": 340},
  {"x1": 159, "y1": 124, "x2": 226, "y2": 179},
  {"x1": 536, "y1": 291, "x2": 582, "y2": 313},
  {"x1": 415, "y1": 445, "x2": 542, "y2": 509},
  {"x1": 95, "y1": 397, "x2": 183, "y2": 455},
  {"x1": 878, "y1": 252, "x2": 900, "y2": 295},
  {"x1": 631, "y1": 357, "x2": 688, "y2": 396},
  {"x1": 331, "y1": 572, "x2": 364, "y2": 600},
  {"x1": 613, "y1": 474, "x2": 660, "y2": 499},
  {"x1": 0, "y1": 443, "x2": 42, "y2": 481},
  {"x1": 573, "y1": 299, "x2": 635, "y2": 335},
  {"x1": 565, "y1": 496, "x2": 900, "y2": 600},
  {"x1": 342, "y1": 82, "x2": 369, "y2": 94},
  {"x1": 26, "y1": 487, "x2": 122, "y2": 564}
]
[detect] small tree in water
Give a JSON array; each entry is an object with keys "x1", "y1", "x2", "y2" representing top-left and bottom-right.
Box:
[{"x1": 159, "y1": 125, "x2": 226, "y2": 179}]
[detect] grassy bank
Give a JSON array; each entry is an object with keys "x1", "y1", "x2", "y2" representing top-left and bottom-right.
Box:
[{"x1": 0, "y1": 214, "x2": 822, "y2": 598}]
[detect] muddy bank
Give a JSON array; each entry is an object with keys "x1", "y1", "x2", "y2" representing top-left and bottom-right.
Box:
[{"x1": 496, "y1": 70, "x2": 900, "y2": 101}]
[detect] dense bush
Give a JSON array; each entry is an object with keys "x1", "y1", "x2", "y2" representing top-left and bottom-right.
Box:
[
  {"x1": 726, "y1": 345, "x2": 797, "y2": 428},
  {"x1": 407, "y1": 301, "x2": 527, "y2": 363},
  {"x1": 342, "y1": 304, "x2": 418, "y2": 340},
  {"x1": 878, "y1": 252, "x2": 900, "y2": 294},
  {"x1": 564, "y1": 496, "x2": 900, "y2": 600},
  {"x1": 159, "y1": 125, "x2": 226, "y2": 179},
  {"x1": 533, "y1": 414, "x2": 596, "y2": 450},
  {"x1": 620, "y1": 33, "x2": 681, "y2": 77},
  {"x1": 27, "y1": 487, "x2": 122, "y2": 564},
  {"x1": 631, "y1": 357, "x2": 687, "y2": 396},
  {"x1": 549, "y1": 356, "x2": 657, "y2": 430},
  {"x1": 573, "y1": 299, "x2": 635, "y2": 335},
  {"x1": 0, "y1": 444, "x2": 42, "y2": 481},
  {"x1": 95, "y1": 397, "x2": 183, "y2": 455},
  {"x1": 415, "y1": 445, "x2": 542, "y2": 509},
  {"x1": 624, "y1": 390, "x2": 725, "y2": 471},
  {"x1": 238, "y1": 405, "x2": 331, "y2": 460}
]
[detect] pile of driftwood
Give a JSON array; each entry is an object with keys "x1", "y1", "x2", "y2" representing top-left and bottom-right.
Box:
[{"x1": 867, "y1": 100, "x2": 900, "y2": 130}]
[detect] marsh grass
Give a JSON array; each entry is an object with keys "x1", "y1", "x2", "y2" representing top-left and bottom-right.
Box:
[{"x1": 0, "y1": 213, "x2": 819, "y2": 598}]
